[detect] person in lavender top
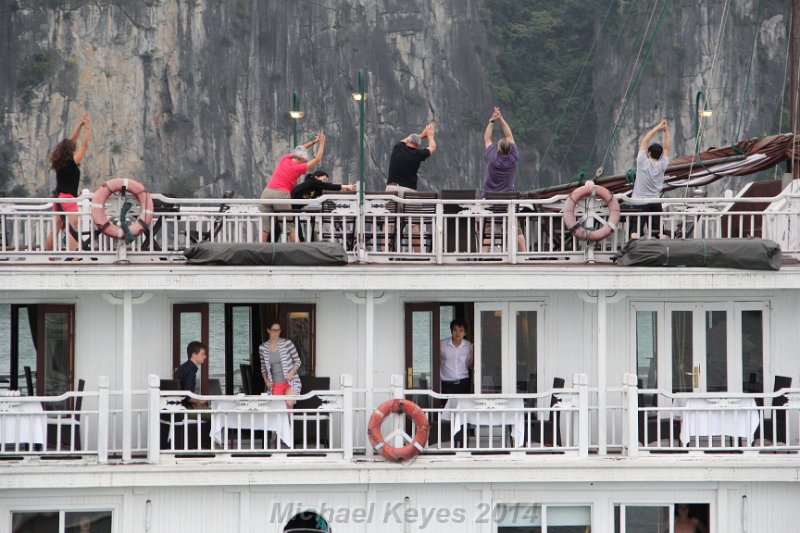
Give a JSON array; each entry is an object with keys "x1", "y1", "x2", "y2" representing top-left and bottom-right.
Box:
[
  {"x1": 482, "y1": 106, "x2": 519, "y2": 197},
  {"x1": 482, "y1": 107, "x2": 525, "y2": 251}
]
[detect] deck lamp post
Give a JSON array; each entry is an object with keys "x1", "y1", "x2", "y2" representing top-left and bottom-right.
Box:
[
  {"x1": 352, "y1": 69, "x2": 367, "y2": 208},
  {"x1": 694, "y1": 90, "x2": 712, "y2": 139},
  {"x1": 290, "y1": 90, "x2": 304, "y2": 147}
]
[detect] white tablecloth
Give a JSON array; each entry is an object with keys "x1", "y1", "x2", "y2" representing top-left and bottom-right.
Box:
[
  {"x1": 211, "y1": 397, "x2": 293, "y2": 449},
  {"x1": 679, "y1": 398, "x2": 759, "y2": 446},
  {"x1": 0, "y1": 401, "x2": 46, "y2": 446},
  {"x1": 442, "y1": 397, "x2": 525, "y2": 448}
]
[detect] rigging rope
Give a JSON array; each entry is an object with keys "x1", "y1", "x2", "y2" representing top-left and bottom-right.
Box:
[
  {"x1": 535, "y1": 0, "x2": 618, "y2": 185},
  {"x1": 596, "y1": 0, "x2": 671, "y2": 173},
  {"x1": 557, "y1": 0, "x2": 641, "y2": 177},
  {"x1": 775, "y1": 2, "x2": 792, "y2": 179},
  {"x1": 734, "y1": 0, "x2": 764, "y2": 143}
]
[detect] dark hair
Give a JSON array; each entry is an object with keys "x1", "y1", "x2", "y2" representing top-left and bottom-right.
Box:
[
  {"x1": 304, "y1": 170, "x2": 329, "y2": 182},
  {"x1": 186, "y1": 341, "x2": 207, "y2": 360},
  {"x1": 267, "y1": 320, "x2": 282, "y2": 330},
  {"x1": 647, "y1": 143, "x2": 663, "y2": 160},
  {"x1": 450, "y1": 318, "x2": 468, "y2": 331},
  {"x1": 498, "y1": 139, "x2": 512, "y2": 156},
  {"x1": 50, "y1": 138, "x2": 76, "y2": 171}
]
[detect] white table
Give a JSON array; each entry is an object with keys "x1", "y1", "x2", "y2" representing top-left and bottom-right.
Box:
[
  {"x1": 442, "y1": 397, "x2": 525, "y2": 448},
  {"x1": 0, "y1": 400, "x2": 47, "y2": 448},
  {"x1": 678, "y1": 397, "x2": 759, "y2": 446},
  {"x1": 211, "y1": 397, "x2": 293, "y2": 449}
]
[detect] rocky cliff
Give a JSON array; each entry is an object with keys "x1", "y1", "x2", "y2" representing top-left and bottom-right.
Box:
[{"x1": 0, "y1": 0, "x2": 792, "y2": 197}]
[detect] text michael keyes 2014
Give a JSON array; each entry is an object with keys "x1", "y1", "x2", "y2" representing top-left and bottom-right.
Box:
[{"x1": 271, "y1": 501, "x2": 536, "y2": 527}]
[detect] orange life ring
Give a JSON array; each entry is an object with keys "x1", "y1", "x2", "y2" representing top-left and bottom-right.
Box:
[
  {"x1": 91, "y1": 178, "x2": 154, "y2": 240},
  {"x1": 563, "y1": 180, "x2": 621, "y2": 241},
  {"x1": 367, "y1": 399, "x2": 429, "y2": 462}
]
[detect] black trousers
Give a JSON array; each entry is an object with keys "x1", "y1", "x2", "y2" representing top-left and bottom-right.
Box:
[
  {"x1": 627, "y1": 202, "x2": 663, "y2": 238},
  {"x1": 441, "y1": 378, "x2": 472, "y2": 447}
]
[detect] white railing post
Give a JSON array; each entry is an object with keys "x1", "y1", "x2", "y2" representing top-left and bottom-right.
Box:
[
  {"x1": 390, "y1": 374, "x2": 404, "y2": 448},
  {"x1": 509, "y1": 203, "x2": 518, "y2": 264},
  {"x1": 575, "y1": 373, "x2": 589, "y2": 458},
  {"x1": 435, "y1": 203, "x2": 444, "y2": 264},
  {"x1": 623, "y1": 373, "x2": 640, "y2": 457},
  {"x1": 341, "y1": 374, "x2": 353, "y2": 460},
  {"x1": 147, "y1": 374, "x2": 161, "y2": 464},
  {"x1": 97, "y1": 376, "x2": 109, "y2": 464}
]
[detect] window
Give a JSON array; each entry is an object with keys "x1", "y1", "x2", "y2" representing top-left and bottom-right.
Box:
[
  {"x1": 496, "y1": 504, "x2": 591, "y2": 532},
  {"x1": 614, "y1": 503, "x2": 709, "y2": 533},
  {"x1": 173, "y1": 303, "x2": 316, "y2": 395},
  {"x1": 632, "y1": 302, "x2": 768, "y2": 394},
  {"x1": 12, "y1": 510, "x2": 112, "y2": 533}
]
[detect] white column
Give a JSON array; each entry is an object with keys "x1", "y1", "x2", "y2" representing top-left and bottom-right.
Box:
[
  {"x1": 122, "y1": 290, "x2": 132, "y2": 462},
  {"x1": 597, "y1": 290, "x2": 607, "y2": 456},
  {"x1": 96, "y1": 376, "x2": 109, "y2": 464},
  {"x1": 147, "y1": 374, "x2": 161, "y2": 464},
  {"x1": 341, "y1": 373, "x2": 353, "y2": 460},
  {"x1": 365, "y1": 290, "x2": 374, "y2": 458},
  {"x1": 623, "y1": 373, "x2": 639, "y2": 457}
]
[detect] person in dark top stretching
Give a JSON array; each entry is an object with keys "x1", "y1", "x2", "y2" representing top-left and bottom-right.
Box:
[
  {"x1": 174, "y1": 341, "x2": 208, "y2": 408},
  {"x1": 385, "y1": 123, "x2": 436, "y2": 196},
  {"x1": 290, "y1": 170, "x2": 356, "y2": 209},
  {"x1": 46, "y1": 115, "x2": 90, "y2": 251}
]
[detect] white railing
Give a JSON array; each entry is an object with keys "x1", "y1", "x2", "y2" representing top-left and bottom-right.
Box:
[
  {"x1": 396, "y1": 374, "x2": 589, "y2": 456},
  {"x1": 622, "y1": 373, "x2": 800, "y2": 455},
  {"x1": 2, "y1": 192, "x2": 800, "y2": 264}
]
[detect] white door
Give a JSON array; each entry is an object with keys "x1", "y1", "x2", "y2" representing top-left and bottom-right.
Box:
[
  {"x1": 632, "y1": 301, "x2": 769, "y2": 394},
  {"x1": 474, "y1": 302, "x2": 544, "y2": 394}
]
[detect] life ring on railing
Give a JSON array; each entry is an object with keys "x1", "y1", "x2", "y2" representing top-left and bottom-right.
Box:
[
  {"x1": 563, "y1": 180, "x2": 620, "y2": 241},
  {"x1": 91, "y1": 178, "x2": 154, "y2": 242},
  {"x1": 367, "y1": 399, "x2": 429, "y2": 462}
]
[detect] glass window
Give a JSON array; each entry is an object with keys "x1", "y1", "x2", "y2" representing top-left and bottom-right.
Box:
[
  {"x1": 635, "y1": 311, "x2": 657, "y2": 389},
  {"x1": 207, "y1": 304, "x2": 225, "y2": 388},
  {"x1": 496, "y1": 504, "x2": 590, "y2": 532},
  {"x1": 671, "y1": 311, "x2": 693, "y2": 393},
  {"x1": 411, "y1": 310, "x2": 433, "y2": 389},
  {"x1": 12, "y1": 510, "x2": 112, "y2": 533},
  {"x1": 741, "y1": 310, "x2": 764, "y2": 393},
  {"x1": 705, "y1": 310, "x2": 728, "y2": 392},
  {"x1": 480, "y1": 310, "x2": 503, "y2": 393},
  {"x1": 615, "y1": 503, "x2": 709, "y2": 533},
  {"x1": 231, "y1": 306, "x2": 252, "y2": 394},
  {"x1": 515, "y1": 310, "x2": 538, "y2": 394}
]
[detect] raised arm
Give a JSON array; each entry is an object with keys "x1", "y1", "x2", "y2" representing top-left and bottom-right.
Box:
[
  {"x1": 639, "y1": 119, "x2": 667, "y2": 152},
  {"x1": 497, "y1": 111, "x2": 514, "y2": 144},
  {"x1": 301, "y1": 133, "x2": 321, "y2": 150},
  {"x1": 305, "y1": 131, "x2": 326, "y2": 170},
  {"x1": 69, "y1": 115, "x2": 86, "y2": 144},
  {"x1": 484, "y1": 108, "x2": 500, "y2": 148},
  {"x1": 425, "y1": 123, "x2": 436, "y2": 155},
  {"x1": 662, "y1": 120, "x2": 671, "y2": 157},
  {"x1": 73, "y1": 116, "x2": 90, "y2": 165}
]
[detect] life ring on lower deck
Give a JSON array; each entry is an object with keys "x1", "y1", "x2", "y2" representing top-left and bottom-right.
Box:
[
  {"x1": 91, "y1": 178, "x2": 154, "y2": 241},
  {"x1": 367, "y1": 399, "x2": 429, "y2": 462},
  {"x1": 563, "y1": 180, "x2": 621, "y2": 241}
]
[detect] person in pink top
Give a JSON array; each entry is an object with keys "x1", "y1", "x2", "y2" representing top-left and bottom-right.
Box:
[{"x1": 260, "y1": 131, "x2": 326, "y2": 242}]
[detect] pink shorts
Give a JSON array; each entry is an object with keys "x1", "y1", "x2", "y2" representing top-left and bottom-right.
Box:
[
  {"x1": 271, "y1": 382, "x2": 291, "y2": 395},
  {"x1": 54, "y1": 193, "x2": 79, "y2": 213}
]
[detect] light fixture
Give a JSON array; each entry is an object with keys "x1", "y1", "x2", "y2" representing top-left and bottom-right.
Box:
[
  {"x1": 698, "y1": 109, "x2": 713, "y2": 118},
  {"x1": 289, "y1": 110, "x2": 304, "y2": 119},
  {"x1": 352, "y1": 92, "x2": 366, "y2": 101}
]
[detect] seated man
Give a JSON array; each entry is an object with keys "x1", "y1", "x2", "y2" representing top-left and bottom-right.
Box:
[{"x1": 174, "y1": 340, "x2": 209, "y2": 408}]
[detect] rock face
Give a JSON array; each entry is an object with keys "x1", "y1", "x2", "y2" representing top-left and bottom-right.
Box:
[{"x1": 0, "y1": 0, "x2": 792, "y2": 197}]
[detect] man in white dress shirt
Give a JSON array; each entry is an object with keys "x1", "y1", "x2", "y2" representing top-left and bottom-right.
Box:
[{"x1": 439, "y1": 318, "x2": 474, "y2": 394}]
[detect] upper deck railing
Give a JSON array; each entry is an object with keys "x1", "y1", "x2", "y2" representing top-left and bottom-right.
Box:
[{"x1": 2, "y1": 189, "x2": 800, "y2": 264}]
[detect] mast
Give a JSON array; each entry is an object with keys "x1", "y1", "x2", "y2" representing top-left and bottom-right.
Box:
[{"x1": 792, "y1": 0, "x2": 800, "y2": 178}]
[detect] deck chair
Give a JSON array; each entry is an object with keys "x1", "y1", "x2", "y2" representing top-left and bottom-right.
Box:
[
  {"x1": 141, "y1": 193, "x2": 179, "y2": 251},
  {"x1": 159, "y1": 378, "x2": 210, "y2": 451},
  {"x1": 47, "y1": 379, "x2": 85, "y2": 451},
  {"x1": 239, "y1": 364, "x2": 253, "y2": 395},
  {"x1": 755, "y1": 375, "x2": 792, "y2": 446},
  {"x1": 293, "y1": 376, "x2": 331, "y2": 449},
  {"x1": 23, "y1": 366, "x2": 34, "y2": 396},
  {"x1": 636, "y1": 380, "x2": 680, "y2": 447},
  {"x1": 481, "y1": 192, "x2": 521, "y2": 253},
  {"x1": 398, "y1": 191, "x2": 437, "y2": 253},
  {"x1": 363, "y1": 191, "x2": 399, "y2": 252},
  {"x1": 318, "y1": 194, "x2": 357, "y2": 250},
  {"x1": 528, "y1": 377, "x2": 566, "y2": 447},
  {"x1": 185, "y1": 190, "x2": 235, "y2": 244}
]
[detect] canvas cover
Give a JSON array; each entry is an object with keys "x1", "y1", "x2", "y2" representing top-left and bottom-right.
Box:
[
  {"x1": 184, "y1": 241, "x2": 348, "y2": 266},
  {"x1": 615, "y1": 238, "x2": 782, "y2": 270}
]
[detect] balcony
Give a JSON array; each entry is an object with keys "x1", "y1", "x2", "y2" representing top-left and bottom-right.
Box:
[
  {"x1": 1, "y1": 373, "x2": 798, "y2": 464},
  {"x1": 1, "y1": 189, "x2": 799, "y2": 265}
]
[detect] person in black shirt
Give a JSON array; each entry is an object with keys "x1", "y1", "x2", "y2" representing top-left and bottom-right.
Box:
[
  {"x1": 290, "y1": 170, "x2": 356, "y2": 209},
  {"x1": 174, "y1": 341, "x2": 208, "y2": 408},
  {"x1": 385, "y1": 123, "x2": 436, "y2": 196},
  {"x1": 46, "y1": 115, "x2": 90, "y2": 251}
]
